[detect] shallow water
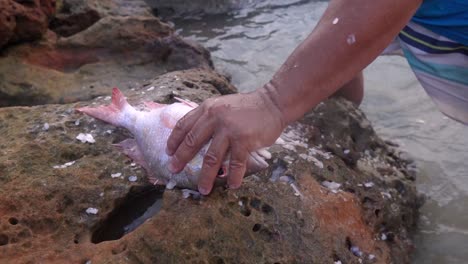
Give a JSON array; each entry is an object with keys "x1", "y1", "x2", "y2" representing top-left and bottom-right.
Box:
[{"x1": 171, "y1": 1, "x2": 468, "y2": 262}]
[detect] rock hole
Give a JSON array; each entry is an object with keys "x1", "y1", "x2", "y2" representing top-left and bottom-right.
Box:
[
  {"x1": 258, "y1": 228, "x2": 276, "y2": 242},
  {"x1": 195, "y1": 239, "x2": 205, "y2": 249},
  {"x1": 385, "y1": 232, "x2": 395, "y2": 242},
  {"x1": 91, "y1": 185, "x2": 165, "y2": 244},
  {"x1": 345, "y1": 237, "x2": 352, "y2": 249},
  {"x1": 0, "y1": 234, "x2": 9, "y2": 246},
  {"x1": 261, "y1": 204, "x2": 273, "y2": 214},
  {"x1": 240, "y1": 207, "x2": 251, "y2": 217},
  {"x1": 73, "y1": 239, "x2": 79, "y2": 244},
  {"x1": 362, "y1": 196, "x2": 375, "y2": 204},
  {"x1": 210, "y1": 256, "x2": 225, "y2": 264},
  {"x1": 183, "y1": 81, "x2": 195, "y2": 88},
  {"x1": 393, "y1": 180, "x2": 406, "y2": 194},
  {"x1": 252, "y1": 223, "x2": 261, "y2": 232},
  {"x1": 240, "y1": 196, "x2": 249, "y2": 205},
  {"x1": 375, "y1": 209, "x2": 381, "y2": 217},
  {"x1": 8, "y1": 217, "x2": 19, "y2": 225},
  {"x1": 249, "y1": 198, "x2": 261, "y2": 210}
]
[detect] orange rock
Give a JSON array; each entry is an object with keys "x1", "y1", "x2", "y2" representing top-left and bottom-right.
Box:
[{"x1": 0, "y1": 0, "x2": 55, "y2": 48}]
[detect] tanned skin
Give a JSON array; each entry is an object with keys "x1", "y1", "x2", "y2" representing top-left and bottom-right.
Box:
[{"x1": 166, "y1": 0, "x2": 423, "y2": 195}]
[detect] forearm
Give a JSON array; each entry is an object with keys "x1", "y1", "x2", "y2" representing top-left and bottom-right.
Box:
[{"x1": 260, "y1": 0, "x2": 422, "y2": 125}]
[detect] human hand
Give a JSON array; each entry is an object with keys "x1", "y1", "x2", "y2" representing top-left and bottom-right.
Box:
[{"x1": 166, "y1": 89, "x2": 286, "y2": 195}]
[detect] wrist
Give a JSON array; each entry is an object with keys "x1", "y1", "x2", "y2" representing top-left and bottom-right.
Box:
[{"x1": 256, "y1": 81, "x2": 289, "y2": 128}]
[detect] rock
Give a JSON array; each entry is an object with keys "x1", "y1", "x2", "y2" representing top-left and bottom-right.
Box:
[
  {"x1": 0, "y1": 69, "x2": 420, "y2": 263},
  {"x1": 0, "y1": 0, "x2": 214, "y2": 107},
  {"x1": 50, "y1": 0, "x2": 154, "y2": 37},
  {"x1": 0, "y1": 0, "x2": 55, "y2": 48}
]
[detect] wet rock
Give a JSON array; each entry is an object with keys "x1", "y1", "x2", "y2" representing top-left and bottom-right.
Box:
[
  {"x1": 0, "y1": 0, "x2": 56, "y2": 48},
  {"x1": 0, "y1": 0, "x2": 213, "y2": 107},
  {"x1": 0, "y1": 70, "x2": 420, "y2": 263},
  {"x1": 50, "y1": 0, "x2": 153, "y2": 37}
]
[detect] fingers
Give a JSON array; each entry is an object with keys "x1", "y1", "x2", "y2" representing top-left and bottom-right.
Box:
[
  {"x1": 166, "y1": 108, "x2": 202, "y2": 156},
  {"x1": 198, "y1": 133, "x2": 229, "y2": 195},
  {"x1": 168, "y1": 115, "x2": 214, "y2": 173},
  {"x1": 226, "y1": 145, "x2": 248, "y2": 189}
]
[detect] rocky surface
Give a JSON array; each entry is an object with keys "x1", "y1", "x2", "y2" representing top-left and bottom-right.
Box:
[
  {"x1": 0, "y1": 0, "x2": 56, "y2": 48},
  {"x1": 0, "y1": 0, "x2": 213, "y2": 107},
  {"x1": 0, "y1": 67, "x2": 421, "y2": 263}
]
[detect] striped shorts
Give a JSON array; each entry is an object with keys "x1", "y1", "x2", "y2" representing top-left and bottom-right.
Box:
[{"x1": 383, "y1": 21, "x2": 468, "y2": 125}]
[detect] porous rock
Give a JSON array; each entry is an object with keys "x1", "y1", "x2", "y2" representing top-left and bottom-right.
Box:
[{"x1": 0, "y1": 68, "x2": 420, "y2": 263}]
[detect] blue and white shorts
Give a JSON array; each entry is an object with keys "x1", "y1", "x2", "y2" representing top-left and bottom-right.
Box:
[{"x1": 383, "y1": 21, "x2": 468, "y2": 124}]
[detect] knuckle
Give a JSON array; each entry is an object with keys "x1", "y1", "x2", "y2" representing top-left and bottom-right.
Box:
[
  {"x1": 199, "y1": 175, "x2": 213, "y2": 186},
  {"x1": 203, "y1": 152, "x2": 219, "y2": 167},
  {"x1": 184, "y1": 130, "x2": 197, "y2": 148},
  {"x1": 174, "y1": 118, "x2": 185, "y2": 130},
  {"x1": 229, "y1": 160, "x2": 245, "y2": 171}
]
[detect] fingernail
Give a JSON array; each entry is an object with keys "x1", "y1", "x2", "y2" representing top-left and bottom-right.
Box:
[
  {"x1": 165, "y1": 146, "x2": 172, "y2": 156},
  {"x1": 168, "y1": 161, "x2": 178, "y2": 173},
  {"x1": 199, "y1": 186, "x2": 210, "y2": 195}
]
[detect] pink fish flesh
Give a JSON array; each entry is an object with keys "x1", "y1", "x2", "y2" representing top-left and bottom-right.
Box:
[{"x1": 77, "y1": 88, "x2": 269, "y2": 190}]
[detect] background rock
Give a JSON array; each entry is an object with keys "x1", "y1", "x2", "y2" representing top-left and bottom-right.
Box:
[
  {"x1": 0, "y1": 0, "x2": 56, "y2": 48},
  {"x1": 0, "y1": 68, "x2": 420, "y2": 263},
  {"x1": 0, "y1": 0, "x2": 213, "y2": 107}
]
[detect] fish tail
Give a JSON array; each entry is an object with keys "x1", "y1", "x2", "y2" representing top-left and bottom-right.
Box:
[{"x1": 77, "y1": 87, "x2": 134, "y2": 127}]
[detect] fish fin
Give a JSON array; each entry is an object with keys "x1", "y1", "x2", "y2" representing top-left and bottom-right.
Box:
[
  {"x1": 113, "y1": 138, "x2": 150, "y2": 171},
  {"x1": 113, "y1": 139, "x2": 167, "y2": 186},
  {"x1": 174, "y1": 97, "x2": 198, "y2": 108},
  {"x1": 77, "y1": 87, "x2": 132, "y2": 127},
  {"x1": 166, "y1": 179, "x2": 177, "y2": 189},
  {"x1": 144, "y1": 101, "x2": 165, "y2": 110},
  {"x1": 256, "y1": 148, "x2": 272, "y2": 160},
  {"x1": 245, "y1": 152, "x2": 269, "y2": 176}
]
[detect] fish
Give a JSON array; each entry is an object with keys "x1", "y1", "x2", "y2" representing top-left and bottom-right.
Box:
[{"x1": 77, "y1": 88, "x2": 269, "y2": 190}]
